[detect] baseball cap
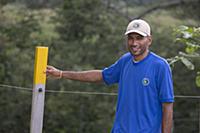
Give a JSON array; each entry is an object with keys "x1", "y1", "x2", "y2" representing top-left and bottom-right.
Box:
[{"x1": 125, "y1": 19, "x2": 151, "y2": 36}]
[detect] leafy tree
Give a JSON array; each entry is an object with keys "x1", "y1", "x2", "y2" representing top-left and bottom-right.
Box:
[
  {"x1": 167, "y1": 25, "x2": 200, "y2": 132},
  {"x1": 0, "y1": 4, "x2": 47, "y2": 133},
  {"x1": 44, "y1": 0, "x2": 126, "y2": 132},
  {"x1": 168, "y1": 26, "x2": 200, "y2": 87}
]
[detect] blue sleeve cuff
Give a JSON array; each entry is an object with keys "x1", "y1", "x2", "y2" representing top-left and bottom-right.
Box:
[
  {"x1": 160, "y1": 98, "x2": 174, "y2": 103},
  {"x1": 102, "y1": 70, "x2": 110, "y2": 85}
]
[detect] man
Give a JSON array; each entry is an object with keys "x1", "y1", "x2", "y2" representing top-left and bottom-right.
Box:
[{"x1": 46, "y1": 19, "x2": 174, "y2": 133}]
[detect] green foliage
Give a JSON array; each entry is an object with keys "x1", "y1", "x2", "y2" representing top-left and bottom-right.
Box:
[
  {"x1": 169, "y1": 25, "x2": 200, "y2": 87},
  {"x1": 196, "y1": 72, "x2": 200, "y2": 87},
  {"x1": 0, "y1": 4, "x2": 38, "y2": 84},
  {"x1": 0, "y1": 4, "x2": 57, "y2": 133},
  {"x1": 170, "y1": 1, "x2": 200, "y2": 21},
  {"x1": 175, "y1": 26, "x2": 200, "y2": 54},
  {"x1": 180, "y1": 56, "x2": 194, "y2": 70},
  {"x1": 43, "y1": 0, "x2": 126, "y2": 132}
]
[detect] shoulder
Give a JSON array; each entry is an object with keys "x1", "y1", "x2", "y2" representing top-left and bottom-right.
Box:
[
  {"x1": 113, "y1": 52, "x2": 132, "y2": 66},
  {"x1": 119, "y1": 52, "x2": 132, "y2": 61},
  {"x1": 150, "y1": 52, "x2": 169, "y2": 66},
  {"x1": 150, "y1": 52, "x2": 171, "y2": 70}
]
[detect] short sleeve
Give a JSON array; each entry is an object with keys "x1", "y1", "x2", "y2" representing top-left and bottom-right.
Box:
[
  {"x1": 102, "y1": 59, "x2": 122, "y2": 85},
  {"x1": 156, "y1": 61, "x2": 174, "y2": 103}
]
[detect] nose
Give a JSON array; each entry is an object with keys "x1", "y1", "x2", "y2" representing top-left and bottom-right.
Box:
[
  {"x1": 129, "y1": 38, "x2": 138, "y2": 46},
  {"x1": 132, "y1": 41, "x2": 138, "y2": 46}
]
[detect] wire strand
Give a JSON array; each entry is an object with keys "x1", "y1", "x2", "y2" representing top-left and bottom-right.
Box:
[
  {"x1": 46, "y1": 89, "x2": 117, "y2": 96},
  {"x1": 0, "y1": 83, "x2": 117, "y2": 96},
  {"x1": 0, "y1": 84, "x2": 32, "y2": 92},
  {"x1": 0, "y1": 83, "x2": 200, "y2": 98}
]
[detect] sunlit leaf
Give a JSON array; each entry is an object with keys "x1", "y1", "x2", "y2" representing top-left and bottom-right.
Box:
[
  {"x1": 180, "y1": 57, "x2": 194, "y2": 70},
  {"x1": 175, "y1": 38, "x2": 187, "y2": 44},
  {"x1": 183, "y1": 31, "x2": 192, "y2": 39},
  {"x1": 178, "y1": 25, "x2": 189, "y2": 31},
  {"x1": 185, "y1": 46, "x2": 196, "y2": 54},
  {"x1": 196, "y1": 75, "x2": 200, "y2": 87}
]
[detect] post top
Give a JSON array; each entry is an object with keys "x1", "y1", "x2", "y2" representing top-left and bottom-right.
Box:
[{"x1": 36, "y1": 46, "x2": 48, "y2": 49}]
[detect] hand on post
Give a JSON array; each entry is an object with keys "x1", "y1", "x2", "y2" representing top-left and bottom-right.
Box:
[{"x1": 45, "y1": 65, "x2": 63, "y2": 79}]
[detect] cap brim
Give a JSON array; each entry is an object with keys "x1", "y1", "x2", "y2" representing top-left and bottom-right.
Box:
[{"x1": 125, "y1": 30, "x2": 147, "y2": 36}]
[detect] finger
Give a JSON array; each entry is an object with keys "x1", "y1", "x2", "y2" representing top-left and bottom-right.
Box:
[
  {"x1": 45, "y1": 69, "x2": 53, "y2": 74},
  {"x1": 44, "y1": 70, "x2": 50, "y2": 74},
  {"x1": 47, "y1": 66, "x2": 51, "y2": 70},
  {"x1": 47, "y1": 65, "x2": 55, "y2": 70}
]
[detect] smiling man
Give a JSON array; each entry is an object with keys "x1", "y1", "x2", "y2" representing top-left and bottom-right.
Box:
[{"x1": 46, "y1": 19, "x2": 174, "y2": 133}]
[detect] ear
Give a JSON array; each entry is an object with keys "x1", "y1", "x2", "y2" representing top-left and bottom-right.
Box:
[{"x1": 147, "y1": 36, "x2": 152, "y2": 46}]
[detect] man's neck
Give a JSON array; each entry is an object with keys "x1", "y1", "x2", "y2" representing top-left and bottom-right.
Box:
[{"x1": 134, "y1": 50, "x2": 149, "y2": 61}]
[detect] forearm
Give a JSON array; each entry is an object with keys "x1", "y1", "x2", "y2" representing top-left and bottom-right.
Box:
[
  {"x1": 62, "y1": 70, "x2": 103, "y2": 83},
  {"x1": 162, "y1": 103, "x2": 173, "y2": 133}
]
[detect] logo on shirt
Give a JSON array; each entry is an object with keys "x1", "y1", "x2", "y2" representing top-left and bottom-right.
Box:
[{"x1": 142, "y1": 78, "x2": 150, "y2": 86}]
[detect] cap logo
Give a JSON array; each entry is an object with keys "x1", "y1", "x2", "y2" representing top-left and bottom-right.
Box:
[
  {"x1": 142, "y1": 78, "x2": 150, "y2": 86},
  {"x1": 133, "y1": 22, "x2": 140, "y2": 28}
]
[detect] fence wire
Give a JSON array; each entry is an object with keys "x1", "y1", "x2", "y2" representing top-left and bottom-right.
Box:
[{"x1": 1, "y1": 83, "x2": 200, "y2": 98}]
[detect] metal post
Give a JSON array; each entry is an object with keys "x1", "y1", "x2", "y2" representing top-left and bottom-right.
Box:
[{"x1": 30, "y1": 46, "x2": 48, "y2": 133}]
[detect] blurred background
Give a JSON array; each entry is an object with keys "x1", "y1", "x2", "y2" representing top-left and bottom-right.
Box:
[{"x1": 0, "y1": 0, "x2": 200, "y2": 132}]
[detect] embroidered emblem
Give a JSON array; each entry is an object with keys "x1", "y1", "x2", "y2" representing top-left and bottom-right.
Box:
[
  {"x1": 133, "y1": 22, "x2": 140, "y2": 28},
  {"x1": 142, "y1": 78, "x2": 150, "y2": 86}
]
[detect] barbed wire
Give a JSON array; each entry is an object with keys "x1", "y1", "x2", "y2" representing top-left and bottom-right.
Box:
[{"x1": 0, "y1": 83, "x2": 200, "y2": 98}]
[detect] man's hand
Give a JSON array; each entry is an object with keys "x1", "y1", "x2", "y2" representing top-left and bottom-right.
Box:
[{"x1": 46, "y1": 65, "x2": 62, "y2": 79}]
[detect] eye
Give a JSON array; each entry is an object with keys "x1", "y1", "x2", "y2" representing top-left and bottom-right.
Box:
[
  {"x1": 127, "y1": 36, "x2": 133, "y2": 41},
  {"x1": 128, "y1": 36, "x2": 132, "y2": 39},
  {"x1": 127, "y1": 34, "x2": 145, "y2": 41},
  {"x1": 135, "y1": 35, "x2": 144, "y2": 40}
]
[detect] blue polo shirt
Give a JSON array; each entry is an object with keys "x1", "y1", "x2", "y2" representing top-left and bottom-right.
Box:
[{"x1": 102, "y1": 52, "x2": 174, "y2": 133}]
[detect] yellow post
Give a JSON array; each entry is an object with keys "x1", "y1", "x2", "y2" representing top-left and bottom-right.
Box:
[
  {"x1": 33, "y1": 47, "x2": 48, "y2": 85},
  {"x1": 30, "y1": 46, "x2": 48, "y2": 133}
]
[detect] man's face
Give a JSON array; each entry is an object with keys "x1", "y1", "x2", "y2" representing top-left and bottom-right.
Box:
[{"x1": 127, "y1": 32, "x2": 152, "y2": 57}]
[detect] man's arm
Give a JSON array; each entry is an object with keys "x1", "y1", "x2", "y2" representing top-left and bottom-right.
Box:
[
  {"x1": 162, "y1": 102, "x2": 173, "y2": 133},
  {"x1": 46, "y1": 65, "x2": 103, "y2": 83}
]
